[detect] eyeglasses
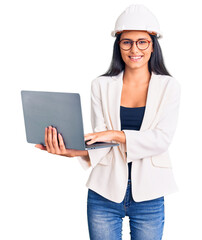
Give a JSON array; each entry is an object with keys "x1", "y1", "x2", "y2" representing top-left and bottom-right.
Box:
[{"x1": 118, "y1": 38, "x2": 151, "y2": 51}]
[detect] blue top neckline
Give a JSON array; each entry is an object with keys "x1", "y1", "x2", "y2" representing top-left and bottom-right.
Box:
[{"x1": 120, "y1": 105, "x2": 146, "y2": 109}]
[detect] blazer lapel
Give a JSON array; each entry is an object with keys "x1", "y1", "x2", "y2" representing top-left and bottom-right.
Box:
[
  {"x1": 108, "y1": 71, "x2": 124, "y2": 131},
  {"x1": 107, "y1": 71, "x2": 124, "y2": 155},
  {"x1": 140, "y1": 73, "x2": 160, "y2": 130}
]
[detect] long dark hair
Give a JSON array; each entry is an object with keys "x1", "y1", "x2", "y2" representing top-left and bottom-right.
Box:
[{"x1": 100, "y1": 33, "x2": 171, "y2": 77}]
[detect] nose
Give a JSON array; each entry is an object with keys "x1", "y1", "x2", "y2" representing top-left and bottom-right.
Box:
[{"x1": 130, "y1": 42, "x2": 139, "y2": 53}]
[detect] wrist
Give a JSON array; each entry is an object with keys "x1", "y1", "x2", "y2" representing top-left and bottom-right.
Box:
[
  {"x1": 112, "y1": 130, "x2": 126, "y2": 144},
  {"x1": 73, "y1": 150, "x2": 89, "y2": 157}
]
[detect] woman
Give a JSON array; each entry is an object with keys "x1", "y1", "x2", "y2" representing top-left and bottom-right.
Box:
[{"x1": 36, "y1": 4, "x2": 181, "y2": 240}]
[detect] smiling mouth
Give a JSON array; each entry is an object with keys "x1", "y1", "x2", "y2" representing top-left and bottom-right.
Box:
[{"x1": 129, "y1": 56, "x2": 143, "y2": 60}]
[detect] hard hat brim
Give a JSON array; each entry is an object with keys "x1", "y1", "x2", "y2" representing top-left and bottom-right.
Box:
[{"x1": 111, "y1": 30, "x2": 163, "y2": 38}]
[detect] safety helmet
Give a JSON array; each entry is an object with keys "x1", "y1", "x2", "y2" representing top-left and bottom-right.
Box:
[{"x1": 111, "y1": 4, "x2": 162, "y2": 38}]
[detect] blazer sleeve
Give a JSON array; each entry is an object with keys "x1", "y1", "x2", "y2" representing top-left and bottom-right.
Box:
[
  {"x1": 122, "y1": 78, "x2": 181, "y2": 163},
  {"x1": 77, "y1": 77, "x2": 112, "y2": 170}
]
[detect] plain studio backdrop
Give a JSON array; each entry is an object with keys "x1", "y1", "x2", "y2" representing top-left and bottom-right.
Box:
[{"x1": 0, "y1": 0, "x2": 201, "y2": 239}]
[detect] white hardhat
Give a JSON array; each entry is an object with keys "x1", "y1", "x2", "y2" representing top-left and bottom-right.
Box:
[{"x1": 111, "y1": 4, "x2": 162, "y2": 38}]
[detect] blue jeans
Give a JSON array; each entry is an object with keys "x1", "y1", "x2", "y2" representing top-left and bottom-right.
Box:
[{"x1": 87, "y1": 180, "x2": 164, "y2": 240}]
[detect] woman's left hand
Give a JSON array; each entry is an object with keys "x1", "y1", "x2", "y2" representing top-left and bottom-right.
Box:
[{"x1": 84, "y1": 130, "x2": 115, "y2": 145}]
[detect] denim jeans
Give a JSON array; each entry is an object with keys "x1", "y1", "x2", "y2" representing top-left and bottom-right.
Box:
[{"x1": 87, "y1": 180, "x2": 164, "y2": 240}]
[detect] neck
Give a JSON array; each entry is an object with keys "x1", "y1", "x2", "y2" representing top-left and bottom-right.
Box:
[{"x1": 123, "y1": 66, "x2": 151, "y2": 86}]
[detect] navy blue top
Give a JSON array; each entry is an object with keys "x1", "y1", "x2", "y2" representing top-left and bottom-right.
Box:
[{"x1": 120, "y1": 106, "x2": 146, "y2": 179}]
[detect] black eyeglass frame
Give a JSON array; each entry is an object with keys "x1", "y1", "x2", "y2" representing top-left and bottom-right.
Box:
[{"x1": 118, "y1": 38, "x2": 152, "y2": 51}]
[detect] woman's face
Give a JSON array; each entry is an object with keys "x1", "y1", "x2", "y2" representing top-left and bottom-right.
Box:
[{"x1": 119, "y1": 30, "x2": 153, "y2": 71}]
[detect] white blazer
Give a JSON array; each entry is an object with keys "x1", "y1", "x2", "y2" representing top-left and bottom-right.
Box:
[{"x1": 78, "y1": 70, "x2": 181, "y2": 203}]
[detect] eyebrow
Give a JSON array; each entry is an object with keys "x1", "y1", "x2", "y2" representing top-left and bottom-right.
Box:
[{"x1": 120, "y1": 38, "x2": 149, "y2": 41}]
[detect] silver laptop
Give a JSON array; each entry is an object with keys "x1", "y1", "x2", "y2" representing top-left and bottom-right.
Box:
[{"x1": 21, "y1": 90, "x2": 119, "y2": 150}]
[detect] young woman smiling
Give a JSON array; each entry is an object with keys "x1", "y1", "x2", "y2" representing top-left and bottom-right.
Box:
[{"x1": 36, "y1": 4, "x2": 181, "y2": 240}]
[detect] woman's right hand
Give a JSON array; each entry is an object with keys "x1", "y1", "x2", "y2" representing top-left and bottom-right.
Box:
[{"x1": 35, "y1": 126, "x2": 89, "y2": 158}]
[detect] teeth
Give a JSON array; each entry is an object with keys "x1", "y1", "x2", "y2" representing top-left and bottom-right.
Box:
[{"x1": 130, "y1": 56, "x2": 142, "y2": 59}]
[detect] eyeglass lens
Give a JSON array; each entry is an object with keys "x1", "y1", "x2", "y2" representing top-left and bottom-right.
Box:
[{"x1": 120, "y1": 39, "x2": 149, "y2": 50}]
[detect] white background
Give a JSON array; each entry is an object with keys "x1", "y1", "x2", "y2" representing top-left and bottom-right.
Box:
[{"x1": 0, "y1": 0, "x2": 201, "y2": 239}]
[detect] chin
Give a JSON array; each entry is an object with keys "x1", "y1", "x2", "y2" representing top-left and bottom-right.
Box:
[
  {"x1": 125, "y1": 60, "x2": 149, "y2": 71},
  {"x1": 127, "y1": 63, "x2": 146, "y2": 70}
]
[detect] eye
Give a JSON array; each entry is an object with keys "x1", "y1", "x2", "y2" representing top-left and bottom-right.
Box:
[
  {"x1": 122, "y1": 40, "x2": 131, "y2": 45},
  {"x1": 138, "y1": 40, "x2": 148, "y2": 45}
]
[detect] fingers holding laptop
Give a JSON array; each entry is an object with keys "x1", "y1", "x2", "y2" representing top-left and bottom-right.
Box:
[
  {"x1": 48, "y1": 127, "x2": 68, "y2": 155},
  {"x1": 35, "y1": 126, "x2": 88, "y2": 158},
  {"x1": 43, "y1": 126, "x2": 69, "y2": 155},
  {"x1": 35, "y1": 126, "x2": 60, "y2": 153}
]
